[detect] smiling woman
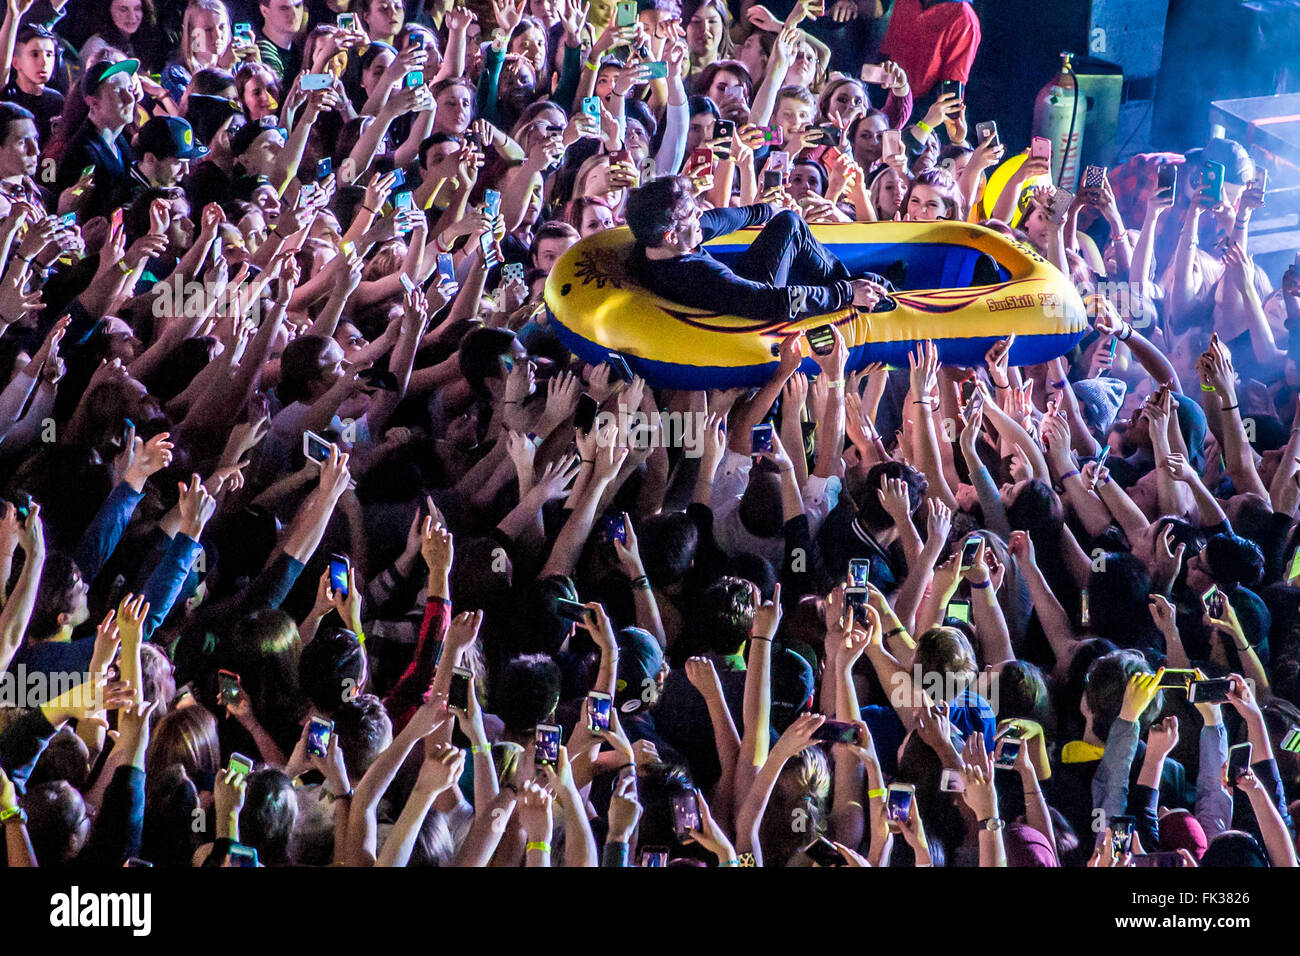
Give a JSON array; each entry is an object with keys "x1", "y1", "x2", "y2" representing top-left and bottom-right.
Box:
[{"x1": 81, "y1": 0, "x2": 162, "y2": 69}]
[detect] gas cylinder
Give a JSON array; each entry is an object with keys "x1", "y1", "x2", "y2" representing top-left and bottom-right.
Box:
[{"x1": 1032, "y1": 52, "x2": 1086, "y2": 191}]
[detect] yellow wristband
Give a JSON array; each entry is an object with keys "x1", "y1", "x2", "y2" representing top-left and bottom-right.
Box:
[
  {"x1": 526, "y1": 841, "x2": 551, "y2": 853},
  {"x1": 914, "y1": 120, "x2": 932, "y2": 136},
  {"x1": 866, "y1": 787, "x2": 885, "y2": 800},
  {"x1": 116, "y1": 258, "x2": 133, "y2": 275}
]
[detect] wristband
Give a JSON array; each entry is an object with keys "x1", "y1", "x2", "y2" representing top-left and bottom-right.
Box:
[
  {"x1": 630, "y1": 575, "x2": 651, "y2": 591},
  {"x1": 580, "y1": 458, "x2": 594, "y2": 464},
  {"x1": 968, "y1": 579, "x2": 992, "y2": 589},
  {"x1": 362, "y1": 205, "x2": 378, "y2": 215},
  {"x1": 719, "y1": 858, "x2": 740, "y2": 866},
  {"x1": 993, "y1": 382, "x2": 1009, "y2": 390},
  {"x1": 502, "y1": 400, "x2": 519, "y2": 405},
  {"x1": 526, "y1": 841, "x2": 551, "y2": 854},
  {"x1": 116, "y1": 258, "x2": 134, "y2": 275},
  {"x1": 1118, "y1": 324, "x2": 1134, "y2": 341},
  {"x1": 866, "y1": 788, "x2": 885, "y2": 800},
  {"x1": 584, "y1": 57, "x2": 600, "y2": 71},
  {"x1": 1220, "y1": 403, "x2": 1239, "y2": 411},
  {"x1": 1, "y1": 806, "x2": 27, "y2": 824},
  {"x1": 913, "y1": 399, "x2": 934, "y2": 407},
  {"x1": 1201, "y1": 383, "x2": 1216, "y2": 391},
  {"x1": 914, "y1": 120, "x2": 932, "y2": 136},
  {"x1": 1060, "y1": 469, "x2": 1080, "y2": 481},
  {"x1": 749, "y1": 635, "x2": 772, "y2": 643},
  {"x1": 471, "y1": 745, "x2": 489, "y2": 755},
  {"x1": 1050, "y1": 380, "x2": 1067, "y2": 389},
  {"x1": 826, "y1": 379, "x2": 845, "y2": 388},
  {"x1": 884, "y1": 626, "x2": 906, "y2": 639}
]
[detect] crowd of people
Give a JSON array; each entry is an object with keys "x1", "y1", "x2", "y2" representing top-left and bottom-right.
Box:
[{"x1": 0, "y1": 0, "x2": 1295, "y2": 870}]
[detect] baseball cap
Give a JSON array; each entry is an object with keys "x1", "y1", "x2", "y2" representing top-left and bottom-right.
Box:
[
  {"x1": 84, "y1": 58, "x2": 139, "y2": 96},
  {"x1": 229, "y1": 116, "x2": 284, "y2": 159},
  {"x1": 137, "y1": 115, "x2": 208, "y2": 161},
  {"x1": 615, "y1": 626, "x2": 664, "y2": 713},
  {"x1": 186, "y1": 94, "x2": 244, "y2": 144}
]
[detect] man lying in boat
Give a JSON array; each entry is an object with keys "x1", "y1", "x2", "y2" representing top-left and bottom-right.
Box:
[{"x1": 625, "y1": 175, "x2": 890, "y2": 320}]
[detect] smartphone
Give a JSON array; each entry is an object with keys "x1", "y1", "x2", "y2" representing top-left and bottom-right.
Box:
[
  {"x1": 58, "y1": 211, "x2": 76, "y2": 229},
  {"x1": 1202, "y1": 160, "x2": 1225, "y2": 203},
  {"x1": 315, "y1": 157, "x2": 332, "y2": 180},
  {"x1": 600, "y1": 513, "x2": 626, "y2": 545},
  {"x1": 767, "y1": 150, "x2": 790, "y2": 177},
  {"x1": 329, "y1": 553, "x2": 350, "y2": 599},
  {"x1": 761, "y1": 126, "x2": 784, "y2": 146},
  {"x1": 303, "y1": 430, "x2": 332, "y2": 465},
  {"x1": 1111, "y1": 815, "x2": 1135, "y2": 854},
  {"x1": 337, "y1": 12, "x2": 358, "y2": 30},
  {"x1": 993, "y1": 733, "x2": 1022, "y2": 770},
  {"x1": 1080, "y1": 586, "x2": 1091, "y2": 627},
  {"x1": 689, "y1": 146, "x2": 714, "y2": 174},
  {"x1": 554, "y1": 598, "x2": 591, "y2": 624},
  {"x1": 404, "y1": 70, "x2": 423, "y2": 89},
  {"x1": 1280, "y1": 727, "x2": 1300, "y2": 754},
  {"x1": 389, "y1": 167, "x2": 407, "y2": 190},
  {"x1": 1188, "y1": 677, "x2": 1233, "y2": 704},
  {"x1": 885, "y1": 783, "x2": 914, "y2": 828},
  {"x1": 301, "y1": 72, "x2": 333, "y2": 91},
  {"x1": 1157, "y1": 668, "x2": 1196, "y2": 690},
  {"x1": 604, "y1": 353, "x2": 633, "y2": 383},
  {"x1": 1157, "y1": 163, "x2": 1177, "y2": 196},
  {"x1": 478, "y1": 229, "x2": 499, "y2": 266},
  {"x1": 639, "y1": 847, "x2": 669, "y2": 866},
  {"x1": 939, "y1": 768, "x2": 966, "y2": 793},
  {"x1": 10, "y1": 491, "x2": 31, "y2": 522},
  {"x1": 1030, "y1": 136, "x2": 1052, "y2": 162},
  {"x1": 881, "y1": 129, "x2": 903, "y2": 159},
  {"x1": 960, "y1": 534, "x2": 982, "y2": 568},
  {"x1": 610, "y1": 148, "x2": 632, "y2": 170},
  {"x1": 399, "y1": 273, "x2": 417, "y2": 295},
  {"x1": 1254, "y1": 168, "x2": 1268, "y2": 195},
  {"x1": 1083, "y1": 165, "x2": 1106, "y2": 190},
  {"x1": 227, "y1": 843, "x2": 259, "y2": 866},
  {"x1": 1095, "y1": 444, "x2": 1110, "y2": 471},
  {"x1": 643, "y1": 60, "x2": 668, "y2": 80},
  {"x1": 946, "y1": 598, "x2": 971, "y2": 623},
  {"x1": 534, "y1": 723, "x2": 562, "y2": 767},
  {"x1": 848, "y1": 558, "x2": 870, "y2": 588},
  {"x1": 502, "y1": 261, "x2": 525, "y2": 284},
  {"x1": 392, "y1": 190, "x2": 413, "y2": 211},
  {"x1": 715, "y1": 119, "x2": 735, "y2": 140},
  {"x1": 1047, "y1": 187, "x2": 1075, "y2": 223},
  {"x1": 803, "y1": 835, "x2": 847, "y2": 867},
  {"x1": 750, "y1": 423, "x2": 774, "y2": 454},
  {"x1": 217, "y1": 669, "x2": 243, "y2": 707},
  {"x1": 436, "y1": 251, "x2": 456, "y2": 285},
  {"x1": 587, "y1": 691, "x2": 612, "y2": 733},
  {"x1": 975, "y1": 120, "x2": 998, "y2": 146},
  {"x1": 227, "y1": 751, "x2": 254, "y2": 777},
  {"x1": 1226, "y1": 742, "x2": 1252, "y2": 784},
  {"x1": 483, "y1": 189, "x2": 502, "y2": 220},
  {"x1": 860, "y1": 63, "x2": 888, "y2": 85},
  {"x1": 306, "y1": 715, "x2": 333, "y2": 758},
  {"x1": 1202, "y1": 584, "x2": 1224, "y2": 620},
  {"x1": 409, "y1": 31, "x2": 425, "y2": 49},
  {"x1": 615, "y1": 0, "x2": 637, "y2": 27},
  {"x1": 233, "y1": 22, "x2": 254, "y2": 43},
  {"x1": 761, "y1": 168, "x2": 784, "y2": 191},
  {"x1": 574, "y1": 392, "x2": 599, "y2": 434},
  {"x1": 172, "y1": 682, "x2": 195, "y2": 709},
  {"x1": 845, "y1": 586, "x2": 868, "y2": 622},
  {"x1": 581, "y1": 96, "x2": 602, "y2": 119},
  {"x1": 111, "y1": 206, "x2": 124, "y2": 233},
  {"x1": 670, "y1": 791, "x2": 700, "y2": 838},
  {"x1": 449, "y1": 667, "x2": 472, "y2": 711},
  {"x1": 811, "y1": 720, "x2": 860, "y2": 744},
  {"x1": 938, "y1": 79, "x2": 964, "y2": 101},
  {"x1": 805, "y1": 324, "x2": 836, "y2": 356}
]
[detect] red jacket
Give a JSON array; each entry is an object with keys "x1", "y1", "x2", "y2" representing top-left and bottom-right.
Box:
[{"x1": 880, "y1": 0, "x2": 981, "y2": 99}]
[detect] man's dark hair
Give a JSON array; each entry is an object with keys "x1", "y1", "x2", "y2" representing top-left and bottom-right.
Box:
[
  {"x1": 492, "y1": 654, "x2": 561, "y2": 735},
  {"x1": 682, "y1": 576, "x2": 755, "y2": 657},
  {"x1": 0, "y1": 101, "x2": 35, "y2": 145},
  {"x1": 624, "y1": 175, "x2": 694, "y2": 248},
  {"x1": 457, "y1": 326, "x2": 516, "y2": 399},
  {"x1": 857, "y1": 461, "x2": 926, "y2": 532},
  {"x1": 29, "y1": 551, "x2": 82, "y2": 641},
  {"x1": 637, "y1": 512, "x2": 698, "y2": 586},
  {"x1": 1206, "y1": 532, "x2": 1265, "y2": 588},
  {"x1": 418, "y1": 130, "x2": 462, "y2": 169},
  {"x1": 1085, "y1": 649, "x2": 1159, "y2": 742},
  {"x1": 297, "y1": 628, "x2": 366, "y2": 717},
  {"x1": 238, "y1": 769, "x2": 297, "y2": 866},
  {"x1": 332, "y1": 694, "x2": 391, "y2": 782},
  {"x1": 528, "y1": 220, "x2": 579, "y2": 264}
]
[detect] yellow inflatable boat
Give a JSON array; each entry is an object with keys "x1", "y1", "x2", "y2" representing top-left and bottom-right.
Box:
[{"x1": 543, "y1": 220, "x2": 1087, "y2": 389}]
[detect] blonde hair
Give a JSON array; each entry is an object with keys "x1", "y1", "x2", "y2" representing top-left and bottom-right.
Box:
[{"x1": 180, "y1": 0, "x2": 232, "y2": 74}]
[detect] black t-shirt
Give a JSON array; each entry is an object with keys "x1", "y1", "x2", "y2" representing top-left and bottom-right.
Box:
[{"x1": 3, "y1": 74, "x2": 63, "y2": 145}]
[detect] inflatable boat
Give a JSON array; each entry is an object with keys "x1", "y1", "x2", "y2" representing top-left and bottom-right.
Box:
[{"x1": 543, "y1": 220, "x2": 1087, "y2": 389}]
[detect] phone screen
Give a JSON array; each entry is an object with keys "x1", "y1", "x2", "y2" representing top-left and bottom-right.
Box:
[
  {"x1": 449, "y1": 667, "x2": 472, "y2": 711},
  {"x1": 218, "y1": 670, "x2": 242, "y2": 706},
  {"x1": 534, "y1": 724, "x2": 561, "y2": 765},
  {"x1": 961, "y1": 535, "x2": 982, "y2": 567},
  {"x1": 554, "y1": 598, "x2": 591, "y2": 624},
  {"x1": 306, "y1": 717, "x2": 333, "y2": 757},
  {"x1": 588, "y1": 692, "x2": 612, "y2": 732},
  {"x1": 671, "y1": 792, "x2": 700, "y2": 837},
  {"x1": 228, "y1": 752, "x2": 253, "y2": 777},
  {"x1": 329, "y1": 554, "x2": 349, "y2": 598},
  {"x1": 946, "y1": 599, "x2": 971, "y2": 623},
  {"x1": 601, "y1": 514, "x2": 627, "y2": 545},
  {"x1": 886, "y1": 786, "x2": 912, "y2": 824},
  {"x1": 849, "y1": 558, "x2": 870, "y2": 588},
  {"x1": 804, "y1": 837, "x2": 846, "y2": 867},
  {"x1": 304, "y1": 430, "x2": 332, "y2": 464},
  {"x1": 750, "y1": 424, "x2": 774, "y2": 454},
  {"x1": 1227, "y1": 743, "x2": 1252, "y2": 783},
  {"x1": 811, "y1": 720, "x2": 859, "y2": 744},
  {"x1": 574, "y1": 393, "x2": 599, "y2": 434},
  {"x1": 806, "y1": 325, "x2": 835, "y2": 356}
]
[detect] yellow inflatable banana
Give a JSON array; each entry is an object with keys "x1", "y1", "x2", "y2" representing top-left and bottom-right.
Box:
[{"x1": 544, "y1": 220, "x2": 1087, "y2": 389}]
